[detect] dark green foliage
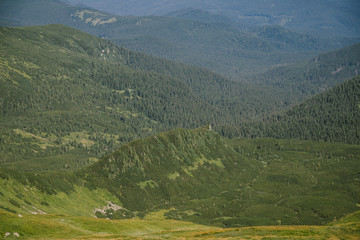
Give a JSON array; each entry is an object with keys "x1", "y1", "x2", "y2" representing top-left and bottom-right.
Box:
[
  {"x1": 9, "y1": 198, "x2": 20, "y2": 208},
  {"x1": 15, "y1": 193, "x2": 24, "y2": 199},
  {"x1": 0, "y1": 4, "x2": 358, "y2": 231},
  {"x1": 0, "y1": 205, "x2": 17, "y2": 214},
  {"x1": 252, "y1": 43, "x2": 360, "y2": 103},
  {"x1": 40, "y1": 201, "x2": 49, "y2": 206},
  {"x1": 0, "y1": 167, "x2": 77, "y2": 195},
  {"x1": 235, "y1": 77, "x2": 360, "y2": 144}
]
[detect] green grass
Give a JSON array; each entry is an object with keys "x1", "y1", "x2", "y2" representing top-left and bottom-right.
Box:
[
  {"x1": 0, "y1": 209, "x2": 359, "y2": 239},
  {"x1": 0, "y1": 177, "x2": 122, "y2": 217}
]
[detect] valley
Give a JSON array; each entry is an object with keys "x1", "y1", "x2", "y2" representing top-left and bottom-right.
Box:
[{"x1": 0, "y1": 1, "x2": 360, "y2": 239}]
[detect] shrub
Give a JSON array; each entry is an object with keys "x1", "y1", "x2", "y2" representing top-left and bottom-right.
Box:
[{"x1": 9, "y1": 198, "x2": 21, "y2": 208}]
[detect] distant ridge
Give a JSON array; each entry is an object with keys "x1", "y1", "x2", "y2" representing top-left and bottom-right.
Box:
[{"x1": 0, "y1": 0, "x2": 352, "y2": 78}]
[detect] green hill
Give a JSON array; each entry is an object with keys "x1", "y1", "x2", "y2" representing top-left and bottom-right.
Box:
[
  {"x1": 0, "y1": 126, "x2": 359, "y2": 230},
  {"x1": 235, "y1": 77, "x2": 360, "y2": 144},
  {"x1": 79, "y1": 127, "x2": 360, "y2": 227}
]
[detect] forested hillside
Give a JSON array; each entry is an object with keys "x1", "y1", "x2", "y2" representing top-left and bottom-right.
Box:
[
  {"x1": 0, "y1": 24, "x2": 291, "y2": 171},
  {"x1": 0, "y1": 24, "x2": 220, "y2": 170},
  {"x1": 252, "y1": 43, "x2": 360, "y2": 103},
  {"x1": 234, "y1": 77, "x2": 360, "y2": 144},
  {"x1": 0, "y1": 0, "x2": 352, "y2": 78}
]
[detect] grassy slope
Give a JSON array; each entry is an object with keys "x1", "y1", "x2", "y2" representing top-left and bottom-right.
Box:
[
  {"x1": 0, "y1": 209, "x2": 359, "y2": 239},
  {"x1": 0, "y1": 127, "x2": 359, "y2": 237}
]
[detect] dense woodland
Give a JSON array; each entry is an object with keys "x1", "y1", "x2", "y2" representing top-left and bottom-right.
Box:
[
  {"x1": 226, "y1": 77, "x2": 360, "y2": 144},
  {"x1": 0, "y1": 24, "x2": 284, "y2": 170},
  {"x1": 253, "y1": 43, "x2": 360, "y2": 101}
]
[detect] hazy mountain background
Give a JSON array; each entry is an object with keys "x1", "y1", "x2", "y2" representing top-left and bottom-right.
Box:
[
  {"x1": 1, "y1": 0, "x2": 359, "y2": 79},
  {"x1": 62, "y1": 0, "x2": 360, "y2": 37}
]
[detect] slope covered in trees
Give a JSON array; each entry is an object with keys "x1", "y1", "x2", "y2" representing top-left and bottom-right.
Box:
[
  {"x1": 0, "y1": 24, "x2": 290, "y2": 171},
  {"x1": 252, "y1": 43, "x2": 360, "y2": 103},
  {"x1": 235, "y1": 77, "x2": 360, "y2": 144}
]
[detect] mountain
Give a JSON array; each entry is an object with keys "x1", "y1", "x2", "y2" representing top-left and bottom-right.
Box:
[
  {"x1": 62, "y1": 0, "x2": 360, "y2": 38},
  {"x1": 0, "y1": 0, "x2": 351, "y2": 79},
  {"x1": 0, "y1": 24, "x2": 295, "y2": 171},
  {"x1": 0, "y1": 24, "x2": 221, "y2": 170},
  {"x1": 1, "y1": 126, "x2": 359, "y2": 230},
  {"x1": 252, "y1": 43, "x2": 360, "y2": 103},
  {"x1": 235, "y1": 77, "x2": 360, "y2": 144},
  {"x1": 165, "y1": 8, "x2": 238, "y2": 26}
]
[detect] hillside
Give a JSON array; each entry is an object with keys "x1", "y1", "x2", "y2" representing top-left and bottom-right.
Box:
[
  {"x1": 80, "y1": 127, "x2": 360, "y2": 227},
  {"x1": 0, "y1": 24, "x2": 296, "y2": 171},
  {"x1": 235, "y1": 77, "x2": 360, "y2": 144},
  {"x1": 252, "y1": 43, "x2": 360, "y2": 103},
  {"x1": 0, "y1": 127, "x2": 359, "y2": 231},
  {"x1": 0, "y1": 0, "x2": 350, "y2": 78},
  {"x1": 0, "y1": 24, "x2": 226, "y2": 170}
]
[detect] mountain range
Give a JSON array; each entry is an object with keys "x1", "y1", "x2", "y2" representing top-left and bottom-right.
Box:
[
  {"x1": 1, "y1": 0, "x2": 358, "y2": 79},
  {"x1": 0, "y1": 1, "x2": 360, "y2": 239},
  {"x1": 63, "y1": 0, "x2": 360, "y2": 38}
]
